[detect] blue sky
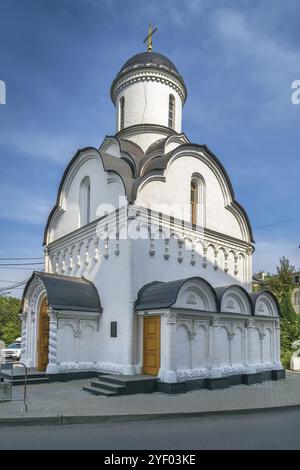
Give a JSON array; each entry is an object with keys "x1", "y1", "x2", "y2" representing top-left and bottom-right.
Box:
[{"x1": 0, "y1": 0, "x2": 300, "y2": 295}]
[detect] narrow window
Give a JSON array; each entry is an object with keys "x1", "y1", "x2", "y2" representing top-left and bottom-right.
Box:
[
  {"x1": 190, "y1": 175, "x2": 206, "y2": 227},
  {"x1": 191, "y1": 179, "x2": 198, "y2": 225},
  {"x1": 80, "y1": 176, "x2": 91, "y2": 227},
  {"x1": 168, "y1": 94, "x2": 175, "y2": 129},
  {"x1": 120, "y1": 96, "x2": 125, "y2": 130},
  {"x1": 111, "y1": 322, "x2": 117, "y2": 338}
]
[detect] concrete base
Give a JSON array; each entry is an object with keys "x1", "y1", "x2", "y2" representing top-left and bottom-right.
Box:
[
  {"x1": 272, "y1": 369, "x2": 286, "y2": 380},
  {"x1": 157, "y1": 369, "x2": 285, "y2": 394},
  {"x1": 242, "y1": 373, "x2": 263, "y2": 385},
  {"x1": 205, "y1": 377, "x2": 230, "y2": 390},
  {"x1": 157, "y1": 381, "x2": 187, "y2": 394}
]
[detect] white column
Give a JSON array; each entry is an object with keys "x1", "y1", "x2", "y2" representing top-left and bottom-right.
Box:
[
  {"x1": 28, "y1": 310, "x2": 35, "y2": 368},
  {"x1": 46, "y1": 308, "x2": 59, "y2": 374},
  {"x1": 123, "y1": 315, "x2": 136, "y2": 375},
  {"x1": 246, "y1": 319, "x2": 256, "y2": 373},
  {"x1": 159, "y1": 312, "x2": 177, "y2": 383},
  {"x1": 274, "y1": 319, "x2": 282, "y2": 369},
  {"x1": 210, "y1": 316, "x2": 222, "y2": 378},
  {"x1": 19, "y1": 313, "x2": 28, "y2": 364}
]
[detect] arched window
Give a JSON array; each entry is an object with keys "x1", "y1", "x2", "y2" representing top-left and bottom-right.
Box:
[
  {"x1": 191, "y1": 180, "x2": 198, "y2": 225},
  {"x1": 119, "y1": 96, "x2": 125, "y2": 130},
  {"x1": 168, "y1": 94, "x2": 175, "y2": 129},
  {"x1": 80, "y1": 176, "x2": 91, "y2": 227},
  {"x1": 190, "y1": 175, "x2": 206, "y2": 226}
]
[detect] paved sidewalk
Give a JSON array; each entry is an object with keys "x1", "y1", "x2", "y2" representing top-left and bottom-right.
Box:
[{"x1": 1, "y1": 371, "x2": 300, "y2": 425}]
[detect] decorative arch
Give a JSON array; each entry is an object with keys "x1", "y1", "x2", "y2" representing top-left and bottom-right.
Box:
[
  {"x1": 136, "y1": 144, "x2": 254, "y2": 243},
  {"x1": 43, "y1": 147, "x2": 129, "y2": 245},
  {"x1": 173, "y1": 278, "x2": 218, "y2": 311},
  {"x1": 218, "y1": 285, "x2": 252, "y2": 315},
  {"x1": 135, "y1": 276, "x2": 218, "y2": 312},
  {"x1": 252, "y1": 291, "x2": 280, "y2": 317}
]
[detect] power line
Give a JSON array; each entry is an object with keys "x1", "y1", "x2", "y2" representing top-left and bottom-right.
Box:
[
  {"x1": 254, "y1": 216, "x2": 300, "y2": 230},
  {"x1": 0, "y1": 257, "x2": 43, "y2": 260},
  {"x1": 0, "y1": 279, "x2": 29, "y2": 294},
  {"x1": 0, "y1": 266, "x2": 43, "y2": 271},
  {"x1": 0, "y1": 262, "x2": 44, "y2": 266}
]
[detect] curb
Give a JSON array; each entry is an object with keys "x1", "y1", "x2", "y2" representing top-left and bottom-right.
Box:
[{"x1": 1, "y1": 403, "x2": 300, "y2": 427}]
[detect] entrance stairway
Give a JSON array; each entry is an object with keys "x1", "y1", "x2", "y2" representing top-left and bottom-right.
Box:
[
  {"x1": 83, "y1": 374, "x2": 157, "y2": 397},
  {"x1": 0, "y1": 368, "x2": 50, "y2": 386}
]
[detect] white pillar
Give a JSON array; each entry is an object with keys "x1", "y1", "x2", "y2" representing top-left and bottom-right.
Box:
[
  {"x1": 123, "y1": 315, "x2": 136, "y2": 375},
  {"x1": 46, "y1": 308, "x2": 59, "y2": 374},
  {"x1": 246, "y1": 319, "x2": 256, "y2": 373},
  {"x1": 159, "y1": 312, "x2": 177, "y2": 383},
  {"x1": 210, "y1": 316, "x2": 222, "y2": 378},
  {"x1": 28, "y1": 310, "x2": 35, "y2": 368},
  {"x1": 274, "y1": 319, "x2": 282, "y2": 369},
  {"x1": 19, "y1": 313, "x2": 28, "y2": 364}
]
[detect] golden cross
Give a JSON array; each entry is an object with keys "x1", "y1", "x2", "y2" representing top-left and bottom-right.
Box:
[{"x1": 143, "y1": 24, "x2": 158, "y2": 52}]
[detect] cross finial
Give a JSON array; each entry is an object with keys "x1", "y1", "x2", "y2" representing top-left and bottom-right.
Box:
[{"x1": 143, "y1": 24, "x2": 158, "y2": 52}]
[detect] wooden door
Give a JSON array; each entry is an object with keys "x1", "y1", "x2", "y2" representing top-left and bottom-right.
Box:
[
  {"x1": 37, "y1": 298, "x2": 49, "y2": 372},
  {"x1": 143, "y1": 316, "x2": 160, "y2": 375}
]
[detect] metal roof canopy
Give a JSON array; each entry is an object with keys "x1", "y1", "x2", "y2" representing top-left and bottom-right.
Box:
[{"x1": 21, "y1": 271, "x2": 102, "y2": 313}]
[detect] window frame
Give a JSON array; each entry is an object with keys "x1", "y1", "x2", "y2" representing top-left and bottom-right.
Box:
[
  {"x1": 119, "y1": 96, "x2": 125, "y2": 131},
  {"x1": 79, "y1": 176, "x2": 91, "y2": 227},
  {"x1": 168, "y1": 94, "x2": 175, "y2": 129}
]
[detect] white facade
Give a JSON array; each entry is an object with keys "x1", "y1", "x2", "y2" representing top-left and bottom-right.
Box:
[{"x1": 20, "y1": 49, "x2": 282, "y2": 383}]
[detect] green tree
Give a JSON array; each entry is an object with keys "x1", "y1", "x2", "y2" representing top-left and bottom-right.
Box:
[
  {"x1": 269, "y1": 257, "x2": 295, "y2": 306},
  {"x1": 0, "y1": 296, "x2": 21, "y2": 345},
  {"x1": 268, "y1": 257, "x2": 300, "y2": 367}
]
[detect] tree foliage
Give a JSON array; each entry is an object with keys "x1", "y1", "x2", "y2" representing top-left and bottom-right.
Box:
[
  {"x1": 268, "y1": 257, "x2": 300, "y2": 367},
  {"x1": 0, "y1": 296, "x2": 21, "y2": 345}
]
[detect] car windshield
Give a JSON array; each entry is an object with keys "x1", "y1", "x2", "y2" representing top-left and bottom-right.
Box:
[{"x1": 7, "y1": 343, "x2": 21, "y2": 349}]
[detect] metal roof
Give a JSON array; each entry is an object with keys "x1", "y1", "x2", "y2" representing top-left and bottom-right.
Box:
[
  {"x1": 21, "y1": 271, "x2": 102, "y2": 313},
  {"x1": 135, "y1": 277, "x2": 218, "y2": 311},
  {"x1": 120, "y1": 52, "x2": 179, "y2": 74}
]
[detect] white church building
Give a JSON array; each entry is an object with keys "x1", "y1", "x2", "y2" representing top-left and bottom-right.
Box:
[{"x1": 20, "y1": 45, "x2": 283, "y2": 392}]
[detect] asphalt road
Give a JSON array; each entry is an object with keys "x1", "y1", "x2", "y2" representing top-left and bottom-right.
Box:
[{"x1": 1, "y1": 408, "x2": 300, "y2": 450}]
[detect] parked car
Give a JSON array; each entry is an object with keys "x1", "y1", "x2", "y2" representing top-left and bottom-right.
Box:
[{"x1": 1, "y1": 342, "x2": 22, "y2": 361}]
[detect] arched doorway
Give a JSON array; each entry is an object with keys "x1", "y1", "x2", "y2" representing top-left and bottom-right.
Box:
[{"x1": 37, "y1": 298, "x2": 49, "y2": 371}]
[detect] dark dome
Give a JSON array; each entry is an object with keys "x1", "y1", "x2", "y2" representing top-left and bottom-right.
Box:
[
  {"x1": 120, "y1": 52, "x2": 179, "y2": 74},
  {"x1": 110, "y1": 51, "x2": 187, "y2": 105}
]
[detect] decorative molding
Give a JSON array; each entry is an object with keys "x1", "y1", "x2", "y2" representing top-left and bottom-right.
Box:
[
  {"x1": 165, "y1": 312, "x2": 177, "y2": 325},
  {"x1": 186, "y1": 294, "x2": 197, "y2": 305},
  {"x1": 111, "y1": 68, "x2": 187, "y2": 105}
]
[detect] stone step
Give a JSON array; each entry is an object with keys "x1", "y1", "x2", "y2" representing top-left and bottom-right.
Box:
[
  {"x1": 11, "y1": 377, "x2": 50, "y2": 386},
  {"x1": 1, "y1": 371, "x2": 47, "y2": 381},
  {"x1": 82, "y1": 385, "x2": 117, "y2": 397},
  {"x1": 96, "y1": 374, "x2": 125, "y2": 385},
  {"x1": 90, "y1": 380, "x2": 125, "y2": 392}
]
